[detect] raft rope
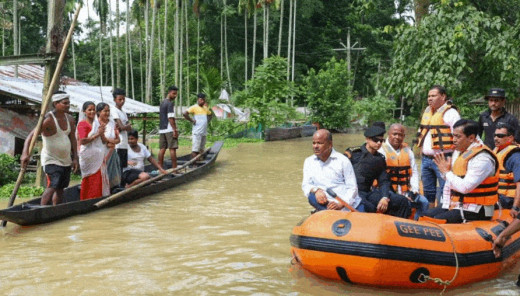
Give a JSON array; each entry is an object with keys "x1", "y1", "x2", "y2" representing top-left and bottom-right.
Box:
[{"x1": 418, "y1": 221, "x2": 460, "y2": 295}]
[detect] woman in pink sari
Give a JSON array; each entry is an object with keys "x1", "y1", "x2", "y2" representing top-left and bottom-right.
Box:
[{"x1": 77, "y1": 101, "x2": 107, "y2": 200}]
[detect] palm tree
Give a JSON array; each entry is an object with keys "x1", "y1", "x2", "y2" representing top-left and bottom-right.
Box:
[
  {"x1": 125, "y1": 0, "x2": 131, "y2": 97},
  {"x1": 108, "y1": 0, "x2": 115, "y2": 88},
  {"x1": 286, "y1": 0, "x2": 292, "y2": 80},
  {"x1": 162, "y1": 0, "x2": 169, "y2": 97},
  {"x1": 251, "y1": 1, "x2": 258, "y2": 78},
  {"x1": 115, "y1": 0, "x2": 121, "y2": 87},
  {"x1": 239, "y1": 0, "x2": 254, "y2": 88},
  {"x1": 145, "y1": 0, "x2": 158, "y2": 103},
  {"x1": 93, "y1": 0, "x2": 109, "y2": 87},
  {"x1": 277, "y1": 0, "x2": 284, "y2": 56},
  {"x1": 290, "y1": 0, "x2": 296, "y2": 105},
  {"x1": 13, "y1": 0, "x2": 18, "y2": 77},
  {"x1": 0, "y1": 3, "x2": 6, "y2": 56},
  {"x1": 223, "y1": 0, "x2": 232, "y2": 94},
  {"x1": 184, "y1": 0, "x2": 190, "y2": 102},
  {"x1": 174, "y1": 0, "x2": 179, "y2": 87},
  {"x1": 261, "y1": 0, "x2": 271, "y2": 59},
  {"x1": 193, "y1": 0, "x2": 203, "y2": 93}
]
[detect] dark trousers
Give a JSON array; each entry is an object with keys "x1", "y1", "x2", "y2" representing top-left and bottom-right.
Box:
[
  {"x1": 499, "y1": 194, "x2": 514, "y2": 209},
  {"x1": 308, "y1": 192, "x2": 365, "y2": 212},
  {"x1": 422, "y1": 205, "x2": 490, "y2": 223},
  {"x1": 359, "y1": 189, "x2": 411, "y2": 218}
]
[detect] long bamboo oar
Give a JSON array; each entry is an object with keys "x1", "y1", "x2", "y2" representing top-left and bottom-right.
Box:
[
  {"x1": 1, "y1": 4, "x2": 83, "y2": 228},
  {"x1": 94, "y1": 148, "x2": 211, "y2": 209}
]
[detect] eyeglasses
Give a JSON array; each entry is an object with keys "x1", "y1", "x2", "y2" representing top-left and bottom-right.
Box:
[
  {"x1": 371, "y1": 137, "x2": 384, "y2": 143},
  {"x1": 494, "y1": 133, "x2": 510, "y2": 138}
]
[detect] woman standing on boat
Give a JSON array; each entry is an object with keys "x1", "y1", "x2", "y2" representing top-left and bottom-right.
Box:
[
  {"x1": 96, "y1": 102, "x2": 121, "y2": 191},
  {"x1": 77, "y1": 101, "x2": 108, "y2": 200}
]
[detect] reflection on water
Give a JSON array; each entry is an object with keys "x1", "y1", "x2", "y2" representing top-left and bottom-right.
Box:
[{"x1": 1, "y1": 134, "x2": 519, "y2": 295}]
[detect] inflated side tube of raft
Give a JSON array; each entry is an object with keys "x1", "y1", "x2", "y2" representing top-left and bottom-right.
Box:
[{"x1": 290, "y1": 210, "x2": 520, "y2": 289}]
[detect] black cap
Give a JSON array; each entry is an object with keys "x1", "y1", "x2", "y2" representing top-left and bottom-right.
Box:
[
  {"x1": 485, "y1": 88, "x2": 506, "y2": 100},
  {"x1": 372, "y1": 121, "x2": 386, "y2": 131},
  {"x1": 364, "y1": 126, "x2": 386, "y2": 138}
]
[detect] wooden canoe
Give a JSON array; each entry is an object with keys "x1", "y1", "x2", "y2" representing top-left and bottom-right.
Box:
[{"x1": 0, "y1": 141, "x2": 223, "y2": 226}]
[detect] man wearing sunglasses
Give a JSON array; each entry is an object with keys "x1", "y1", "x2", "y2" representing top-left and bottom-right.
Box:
[
  {"x1": 345, "y1": 123, "x2": 411, "y2": 218},
  {"x1": 478, "y1": 88, "x2": 519, "y2": 149},
  {"x1": 493, "y1": 123, "x2": 520, "y2": 217}
]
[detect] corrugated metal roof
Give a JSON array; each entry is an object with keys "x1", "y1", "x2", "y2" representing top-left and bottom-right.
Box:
[{"x1": 0, "y1": 65, "x2": 158, "y2": 114}]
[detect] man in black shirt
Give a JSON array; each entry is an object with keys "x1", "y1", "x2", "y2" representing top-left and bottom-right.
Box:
[
  {"x1": 344, "y1": 124, "x2": 411, "y2": 218},
  {"x1": 478, "y1": 88, "x2": 519, "y2": 149},
  {"x1": 158, "y1": 86, "x2": 179, "y2": 168}
]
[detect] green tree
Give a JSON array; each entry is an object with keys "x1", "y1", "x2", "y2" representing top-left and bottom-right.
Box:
[
  {"x1": 234, "y1": 56, "x2": 297, "y2": 132},
  {"x1": 385, "y1": 2, "x2": 520, "y2": 118},
  {"x1": 303, "y1": 57, "x2": 355, "y2": 130}
]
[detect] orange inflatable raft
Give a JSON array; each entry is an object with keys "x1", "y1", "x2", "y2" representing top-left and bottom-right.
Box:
[{"x1": 290, "y1": 210, "x2": 520, "y2": 289}]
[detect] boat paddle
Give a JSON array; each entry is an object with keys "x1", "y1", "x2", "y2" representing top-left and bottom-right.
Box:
[
  {"x1": 1, "y1": 4, "x2": 83, "y2": 228},
  {"x1": 326, "y1": 188, "x2": 357, "y2": 212},
  {"x1": 94, "y1": 147, "x2": 211, "y2": 209}
]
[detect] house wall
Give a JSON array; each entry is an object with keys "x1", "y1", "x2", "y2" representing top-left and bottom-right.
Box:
[{"x1": 0, "y1": 108, "x2": 38, "y2": 156}]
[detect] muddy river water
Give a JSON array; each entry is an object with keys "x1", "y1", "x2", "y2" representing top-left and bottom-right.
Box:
[{"x1": 0, "y1": 134, "x2": 519, "y2": 295}]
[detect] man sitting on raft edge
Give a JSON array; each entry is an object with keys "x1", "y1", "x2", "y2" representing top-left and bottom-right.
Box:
[{"x1": 302, "y1": 129, "x2": 364, "y2": 212}]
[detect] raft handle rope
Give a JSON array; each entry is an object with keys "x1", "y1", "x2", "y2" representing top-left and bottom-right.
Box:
[{"x1": 419, "y1": 221, "x2": 460, "y2": 295}]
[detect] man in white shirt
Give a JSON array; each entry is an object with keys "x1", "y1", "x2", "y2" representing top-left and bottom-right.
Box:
[
  {"x1": 416, "y1": 86, "x2": 461, "y2": 206},
  {"x1": 122, "y1": 130, "x2": 168, "y2": 188},
  {"x1": 423, "y1": 119, "x2": 498, "y2": 223},
  {"x1": 111, "y1": 88, "x2": 132, "y2": 174},
  {"x1": 302, "y1": 129, "x2": 363, "y2": 212}
]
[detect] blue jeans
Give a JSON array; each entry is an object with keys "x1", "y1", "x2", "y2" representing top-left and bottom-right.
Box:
[
  {"x1": 409, "y1": 194, "x2": 430, "y2": 220},
  {"x1": 308, "y1": 192, "x2": 365, "y2": 212},
  {"x1": 421, "y1": 155, "x2": 445, "y2": 204}
]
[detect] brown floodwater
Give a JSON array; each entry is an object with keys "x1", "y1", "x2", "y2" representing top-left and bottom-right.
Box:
[{"x1": 1, "y1": 134, "x2": 519, "y2": 295}]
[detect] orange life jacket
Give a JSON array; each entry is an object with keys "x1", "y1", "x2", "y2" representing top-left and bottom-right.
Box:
[
  {"x1": 450, "y1": 145, "x2": 499, "y2": 206},
  {"x1": 382, "y1": 142, "x2": 412, "y2": 193},
  {"x1": 493, "y1": 144, "x2": 520, "y2": 199},
  {"x1": 416, "y1": 104, "x2": 454, "y2": 151}
]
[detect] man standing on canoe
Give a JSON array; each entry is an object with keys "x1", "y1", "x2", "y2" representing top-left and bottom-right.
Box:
[
  {"x1": 302, "y1": 129, "x2": 363, "y2": 212},
  {"x1": 111, "y1": 88, "x2": 132, "y2": 175},
  {"x1": 158, "y1": 86, "x2": 179, "y2": 169},
  {"x1": 416, "y1": 85, "x2": 460, "y2": 206},
  {"x1": 20, "y1": 91, "x2": 79, "y2": 205},
  {"x1": 183, "y1": 93, "x2": 213, "y2": 160},
  {"x1": 345, "y1": 123, "x2": 410, "y2": 218},
  {"x1": 478, "y1": 88, "x2": 519, "y2": 149},
  {"x1": 378, "y1": 123, "x2": 429, "y2": 220},
  {"x1": 492, "y1": 123, "x2": 520, "y2": 216},
  {"x1": 424, "y1": 119, "x2": 498, "y2": 223}
]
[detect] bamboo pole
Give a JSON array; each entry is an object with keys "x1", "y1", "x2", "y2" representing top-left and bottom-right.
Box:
[
  {"x1": 94, "y1": 148, "x2": 211, "y2": 209},
  {"x1": 1, "y1": 4, "x2": 82, "y2": 228}
]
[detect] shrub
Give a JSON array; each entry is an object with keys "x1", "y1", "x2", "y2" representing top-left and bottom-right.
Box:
[
  {"x1": 0, "y1": 183, "x2": 44, "y2": 199},
  {"x1": 0, "y1": 154, "x2": 18, "y2": 186}
]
